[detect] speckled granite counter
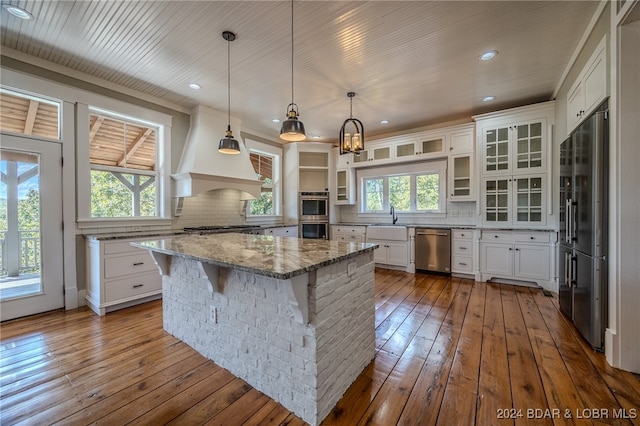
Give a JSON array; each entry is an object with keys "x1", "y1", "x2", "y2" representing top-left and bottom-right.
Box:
[
  {"x1": 133, "y1": 232, "x2": 377, "y2": 425},
  {"x1": 132, "y1": 232, "x2": 376, "y2": 280}
]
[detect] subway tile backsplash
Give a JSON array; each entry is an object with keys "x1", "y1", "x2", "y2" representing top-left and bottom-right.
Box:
[{"x1": 174, "y1": 189, "x2": 245, "y2": 229}]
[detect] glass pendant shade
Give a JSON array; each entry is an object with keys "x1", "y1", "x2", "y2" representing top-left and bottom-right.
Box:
[
  {"x1": 339, "y1": 92, "x2": 364, "y2": 155},
  {"x1": 219, "y1": 126, "x2": 240, "y2": 154}
]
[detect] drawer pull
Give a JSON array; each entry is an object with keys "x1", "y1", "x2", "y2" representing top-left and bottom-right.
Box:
[
  {"x1": 133, "y1": 284, "x2": 144, "y2": 288},
  {"x1": 494, "y1": 235, "x2": 499, "y2": 238},
  {"x1": 530, "y1": 236, "x2": 535, "y2": 240},
  {"x1": 461, "y1": 234, "x2": 465, "y2": 237},
  {"x1": 133, "y1": 262, "x2": 144, "y2": 266},
  {"x1": 459, "y1": 262, "x2": 467, "y2": 266},
  {"x1": 459, "y1": 247, "x2": 467, "y2": 250}
]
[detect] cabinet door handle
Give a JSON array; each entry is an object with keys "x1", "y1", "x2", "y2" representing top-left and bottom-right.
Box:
[
  {"x1": 133, "y1": 284, "x2": 144, "y2": 288},
  {"x1": 515, "y1": 248, "x2": 520, "y2": 251},
  {"x1": 133, "y1": 262, "x2": 144, "y2": 266},
  {"x1": 509, "y1": 247, "x2": 513, "y2": 251}
]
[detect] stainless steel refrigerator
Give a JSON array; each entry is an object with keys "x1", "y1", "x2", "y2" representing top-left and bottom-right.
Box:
[{"x1": 558, "y1": 99, "x2": 608, "y2": 351}]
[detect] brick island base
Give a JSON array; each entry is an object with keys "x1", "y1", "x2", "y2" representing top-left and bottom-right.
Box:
[{"x1": 161, "y1": 252, "x2": 375, "y2": 425}]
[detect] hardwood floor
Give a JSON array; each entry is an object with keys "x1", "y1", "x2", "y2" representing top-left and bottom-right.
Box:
[{"x1": 1, "y1": 269, "x2": 639, "y2": 425}]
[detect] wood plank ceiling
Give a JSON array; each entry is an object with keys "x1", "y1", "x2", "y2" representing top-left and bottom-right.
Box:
[{"x1": 0, "y1": 1, "x2": 601, "y2": 142}]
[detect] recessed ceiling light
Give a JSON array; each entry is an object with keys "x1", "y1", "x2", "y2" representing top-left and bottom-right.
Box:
[
  {"x1": 380, "y1": 120, "x2": 389, "y2": 125},
  {"x1": 479, "y1": 50, "x2": 498, "y2": 61},
  {"x1": 188, "y1": 82, "x2": 201, "y2": 90},
  {"x1": 271, "y1": 118, "x2": 281, "y2": 123},
  {"x1": 483, "y1": 96, "x2": 496, "y2": 102},
  {"x1": 312, "y1": 135, "x2": 320, "y2": 139},
  {"x1": 2, "y1": 4, "x2": 34, "y2": 20}
]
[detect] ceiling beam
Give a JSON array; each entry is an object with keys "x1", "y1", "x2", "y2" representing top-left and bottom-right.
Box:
[
  {"x1": 117, "y1": 128, "x2": 153, "y2": 167},
  {"x1": 23, "y1": 100, "x2": 39, "y2": 135},
  {"x1": 89, "y1": 116, "x2": 104, "y2": 142}
]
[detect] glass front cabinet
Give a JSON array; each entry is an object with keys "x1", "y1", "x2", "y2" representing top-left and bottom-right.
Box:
[{"x1": 482, "y1": 174, "x2": 546, "y2": 226}]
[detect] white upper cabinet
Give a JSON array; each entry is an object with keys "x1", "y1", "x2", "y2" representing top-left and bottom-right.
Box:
[
  {"x1": 474, "y1": 102, "x2": 554, "y2": 228},
  {"x1": 567, "y1": 36, "x2": 607, "y2": 133}
]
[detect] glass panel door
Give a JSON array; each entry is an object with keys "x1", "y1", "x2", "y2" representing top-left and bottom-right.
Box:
[{"x1": 0, "y1": 135, "x2": 63, "y2": 320}]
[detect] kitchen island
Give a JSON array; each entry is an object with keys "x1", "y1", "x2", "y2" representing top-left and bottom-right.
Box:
[{"x1": 132, "y1": 233, "x2": 377, "y2": 426}]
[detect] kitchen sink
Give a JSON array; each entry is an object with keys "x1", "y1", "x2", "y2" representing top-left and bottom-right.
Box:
[{"x1": 366, "y1": 225, "x2": 408, "y2": 241}]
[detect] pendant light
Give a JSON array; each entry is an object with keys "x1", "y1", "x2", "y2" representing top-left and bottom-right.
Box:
[
  {"x1": 339, "y1": 92, "x2": 365, "y2": 155},
  {"x1": 218, "y1": 30, "x2": 240, "y2": 154},
  {"x1": 279, "y1": 0, "x2": 306, "y2": 142}
]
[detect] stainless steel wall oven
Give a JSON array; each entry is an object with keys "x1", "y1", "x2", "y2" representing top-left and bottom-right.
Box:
[{"x1": 299, "y1": 192, "x2": 329, "y2": 239}]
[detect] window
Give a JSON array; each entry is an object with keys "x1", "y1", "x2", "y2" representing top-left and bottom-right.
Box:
[
  {"x1": 88, "y1": 108, "x2": 160, "y2": 218},
  {"x1": 0, "y1": 88, "x2": 60, "y2": 140},
  {"x1": 360, "y1": 161, "x2": 446, "y2": 214},
  {"x1": 249, "y1": 152, "x2": 274, "y2": 216},
  {"x1": 246, "y1": 140, "x2": 282, "y2": 218}
]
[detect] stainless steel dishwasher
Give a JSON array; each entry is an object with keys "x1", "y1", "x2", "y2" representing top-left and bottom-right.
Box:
[{"x1": 415, "y1": 229, "x2": 451, "y2": 273}]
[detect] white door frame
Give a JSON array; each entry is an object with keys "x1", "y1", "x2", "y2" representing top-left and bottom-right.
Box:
[{"x1": 1, "y1": 135, "x2": 64, "y2": 320}]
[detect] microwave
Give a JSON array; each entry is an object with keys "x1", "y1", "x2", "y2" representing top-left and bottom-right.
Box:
[{"x1": 299, "y1": 192, "x2": 329, "y2": 221}]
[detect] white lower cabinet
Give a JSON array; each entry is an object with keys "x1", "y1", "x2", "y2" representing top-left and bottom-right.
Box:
[
  {"x1": 451, "y1": 229, "x2": 475, "y2": 276},
  {"x1": 86, "y1": 237, "x2": 162, "y2": 316},
  {"x1": 480, "y1": 230, "x2": 555, "y2": 290},
  {"x1": 262, "y1": 226, "x2": 298, "y2": 237},
  {"x1": 332, "y1": 225, "x2": 366, "y2": 243},
  {"x1": 368, "y1": 239, "x2": 409, "y2": 267}
]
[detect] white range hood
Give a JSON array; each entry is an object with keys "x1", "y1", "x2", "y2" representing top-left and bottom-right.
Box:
[{"x1": 172, "y1": 105, "x2": 262, "y2": 198}]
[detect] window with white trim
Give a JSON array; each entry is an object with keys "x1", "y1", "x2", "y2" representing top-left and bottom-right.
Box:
[
  {"x1": 360, "y1": 160, "x2": 446, "y2": 214},
  {"x1": 87, "y1": 108, "x2": 162, "y2": 218},
  {"x1": 246, "y1": 140, "x2": 282, "y2": 218}
]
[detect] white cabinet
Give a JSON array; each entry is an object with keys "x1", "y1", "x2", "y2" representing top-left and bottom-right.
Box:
[
  {"x1": 449, "y1": 153, "x2": 474, "y2": 201},
  {"x1": 262, "y1": 226, "x2": 298, "y2": 237},
  {"x1": 334, "y1": 168, "x2": 356, "y2": 205},
  {"x1": 368, "y1": 239, "x2": 409, "y2": 266},
  {"x1": 394, "y1": 135, "x2": 447, "y2": 160},
  {"x1": 480, "y1": 118, "x2": 547, "y2": 175},
  {"x1": 332, "y1": 225, "x2": 366, "y2": 243},
  {"x1": 479, "y1": 230, "x2": 555, "y2": 290},
  {"x1": 298, "y1": 150, "x2": 329, "y2": 192},
  {"x1": 86, "y1": 236, "x2": 162, "y2": 316},
  {"x1": 448, "y1": 125, "x2": 475, "y2": 202},
  {"x1": 567, "y1": 36, "x2": 607, "y2": 133},
  {"x1": 475, "y1": 102, "x2": 554, "y2": 228},
  {"x1": 451, "y1": 229, "x2": 474, "y2": 275},
  {"x1": 482, "y1": 174, "x2": 547, "y2": 227},
  {"x1": 352, "y1": 142, "x2": 394, "y2": 165}
]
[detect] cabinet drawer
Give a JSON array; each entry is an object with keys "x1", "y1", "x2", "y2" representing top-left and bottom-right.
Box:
[
  {"x1": 333, "y1": 226, "x2": 366, "y2": 235},
  {"x1": 452, "y1": 256, "x2": 473, "y2": 272},
  {"x1": 105, "y1": 273, "x2": 162, "y2": 302},
  {"x1": 513, "y1": 232, "x2": 551, "y2": 243},
  {"x1": 453, "y1": 240, "x2": 473, "y2": 256},
  {"x1": 104, "y1": 252, "x2": 157, "y2": 279},
  {"x1": 452, "y1": 229, "x2": 473, "y2": 240},
  {"x1": 104, "y1": 240, "x2": 146, "y2": 255},
  {"x1": 481, "y1": 231, "x2": 514, "y2": 242}
]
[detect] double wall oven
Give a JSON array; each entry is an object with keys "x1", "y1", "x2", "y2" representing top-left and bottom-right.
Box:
[{"x1": 299, "y1": 191, "x2": 329, "y2": 239}]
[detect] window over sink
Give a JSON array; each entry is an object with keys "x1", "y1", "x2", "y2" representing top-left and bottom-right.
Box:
[{"x1": 359, "y1": 160, "x2": 446, "y2": 215}]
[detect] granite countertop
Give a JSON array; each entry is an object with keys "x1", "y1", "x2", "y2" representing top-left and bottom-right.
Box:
[
  {"x1": 132, "y1": 233, "x2": 377, "y2": 280},
  {"x1": 85, "y1": 224, "x2": 298, "y2": 241}
]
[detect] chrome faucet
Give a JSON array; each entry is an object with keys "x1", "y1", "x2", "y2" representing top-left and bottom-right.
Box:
[{"x1": 390, "y1": 205, "x2": 398, "y2": 224}]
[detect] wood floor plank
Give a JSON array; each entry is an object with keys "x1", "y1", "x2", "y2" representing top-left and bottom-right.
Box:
[
  {"x1": 436, "y1": 281, "x2": 487, "y2": 426},
  {"x1": 396, "y1": 280, "x2": 473, "y2": 425},
  {"x1": 476, "y1": 282, "x2": 514, "y2": 425},
  {"x1": 500, "y1": 285, "x2": 551, "y2": 426},
  {"x1": 1, "y1": 272, "x2": 638, "y2": 426},
  {"x1": 515, "y1": 287, "x2": 588, "y2": 426}
]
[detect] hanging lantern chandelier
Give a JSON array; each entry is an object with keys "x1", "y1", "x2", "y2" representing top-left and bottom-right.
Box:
[{"x1": 339, "y1": 92, "x2": 364, "y2": 155}]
